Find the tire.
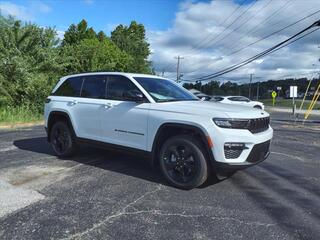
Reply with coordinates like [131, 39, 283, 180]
[216, 170, 237, 180]
[254, 105, 262, 109]
[159, 135, 209, 190]
[50, 121, 76, 158]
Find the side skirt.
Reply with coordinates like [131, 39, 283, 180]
[76, 137, 152, 159]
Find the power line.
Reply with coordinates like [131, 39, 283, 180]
[184, 0, 258, 57]
[226, 0, 291, 52]
[183, 20, 320, 82]
[227, 8, 320, 56]
[210, 0, 272, 50]
[158, 0, 250, 73]
[185, 0, 248, 55]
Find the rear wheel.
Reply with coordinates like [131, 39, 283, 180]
[50, 121, 76, 157]
[159, 135, 208, 189]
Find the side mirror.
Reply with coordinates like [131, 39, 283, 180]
[123, 90, 146, 103]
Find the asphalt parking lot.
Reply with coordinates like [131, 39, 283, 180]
[0, 112, 319, 240]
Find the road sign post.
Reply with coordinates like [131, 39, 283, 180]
[290, 86, 298, 116]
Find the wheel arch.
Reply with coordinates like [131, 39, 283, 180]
[253, 105, 262, 109]
[47, 111, 76, 142]
[151, 122, 215, 167]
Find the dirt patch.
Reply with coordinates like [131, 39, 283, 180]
[0, 121, 44, 130]
[0, 164, 74, 191]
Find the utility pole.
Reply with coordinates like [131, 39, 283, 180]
[175, 56, 184, 83]
[248, 73, 253, 99]
[161, 69, 165, 77]
[256, 81, 260, 100]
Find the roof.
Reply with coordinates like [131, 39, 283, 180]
[60, 72, 167, 80]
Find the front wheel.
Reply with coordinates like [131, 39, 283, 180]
[159, 135, 209, 190]
[50, 121, 76, 158]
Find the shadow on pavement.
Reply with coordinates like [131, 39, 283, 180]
[13, 137, 166, 186]
[13, 137, 220, 189]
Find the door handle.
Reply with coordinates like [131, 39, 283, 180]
[68, 100, 77, 106]
[104, 103, 113, 109]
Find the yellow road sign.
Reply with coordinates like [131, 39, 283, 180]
[271, 91, 277, 106]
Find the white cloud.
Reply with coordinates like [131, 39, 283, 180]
[0, 1, 51, 21]
[0, 2, 33, 21]
[148, 0, 320, 82]
[33, 1, 51, 13]
[83, 0, 94, 5]
[56, 30, 65, 40]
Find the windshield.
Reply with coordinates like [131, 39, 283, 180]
[134, 77, 198, 102]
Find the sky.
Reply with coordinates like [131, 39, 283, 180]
[1, 0, 320, 83]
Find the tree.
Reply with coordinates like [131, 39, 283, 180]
[111, 21, 151, 73]
[97, 31, 107, 42]
[62, 19, 97, 45]
[0, 17, 60, 110]
[59, 38, 133, 74]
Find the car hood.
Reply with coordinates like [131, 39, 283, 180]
[149, 101, 269, 119]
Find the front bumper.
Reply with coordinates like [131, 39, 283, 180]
[204, 121, 273, 174]
[215, 140, 270, 173]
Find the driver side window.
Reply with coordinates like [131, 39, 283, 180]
[106, 75, 145, 101]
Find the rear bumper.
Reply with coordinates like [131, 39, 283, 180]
[215, 140, 270, 173]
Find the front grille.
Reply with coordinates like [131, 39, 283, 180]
[247, 117, 270, 133]
[225, 148, 243, 159]
[246, 140, 270, 163]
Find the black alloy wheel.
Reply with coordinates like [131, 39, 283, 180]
[159, 135, 208, 189]
[50, 121, 76, 157]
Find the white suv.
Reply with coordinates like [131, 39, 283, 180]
[44, 72, 273, 189]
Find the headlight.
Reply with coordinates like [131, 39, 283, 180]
[213, 118, 250, 129]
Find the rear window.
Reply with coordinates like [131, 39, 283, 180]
[53, 77, 83, 97]
[81, 75, 106, 99]
[212, 97, 224, 101]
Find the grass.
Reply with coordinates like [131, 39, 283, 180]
[262, 99, 320, 110]
[0, 106, 43, 126]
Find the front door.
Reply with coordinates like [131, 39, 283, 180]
[101, 75, 149, 150]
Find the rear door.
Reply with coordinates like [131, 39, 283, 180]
[101, 75, 149, 150]
[72, 75, 107, 140]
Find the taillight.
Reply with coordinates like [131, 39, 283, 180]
[45, 98, 51, 103]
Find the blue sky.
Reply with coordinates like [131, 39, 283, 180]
[0, 0, 182, 32]
[1, 0, 319, 81]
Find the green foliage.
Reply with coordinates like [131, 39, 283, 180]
[0, 15, 152, 123]
[0, 105, 42, 124]
[0, 19, 60, 111]
[62, 19, 98, 46]
[60, 38, 133, 74]
[111, 21, 151, 73]
[183, 78, 320, 100]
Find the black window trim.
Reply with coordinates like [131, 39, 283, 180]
[52, 74, 150, 102]
[80, 75, 107, 99]
[52, 76, 84, 97]
[105, 75, 149, 102]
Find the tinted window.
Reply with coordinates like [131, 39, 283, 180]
[212, 97, 224, 101]
[81, 75, 106, 99]
[53, 77, 83, 97]
[107, 75, 143, 101]
[228, 97, 250, 102]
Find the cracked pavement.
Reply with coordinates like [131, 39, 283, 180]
[0, 112, 319, 240]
